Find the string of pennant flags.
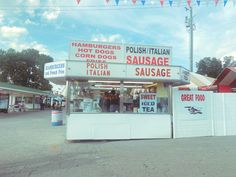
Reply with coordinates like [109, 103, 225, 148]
[76, 0, 232, 7]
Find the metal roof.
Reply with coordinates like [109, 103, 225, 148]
[0, 82, 50, 95]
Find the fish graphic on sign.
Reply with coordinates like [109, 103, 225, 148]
[184, 106, 202, 114]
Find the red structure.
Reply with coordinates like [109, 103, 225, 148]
[199, 67, 236, 92]
[212, 67, 236, 93]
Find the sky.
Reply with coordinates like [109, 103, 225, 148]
[0, 0, 236, 71]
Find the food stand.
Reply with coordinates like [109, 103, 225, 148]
[44, 41, 189, 140]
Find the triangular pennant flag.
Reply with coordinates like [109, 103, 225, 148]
[106, 0, 110, 3]
[132, 0, 137, 4]
[160, 0, 165, 6]
[214, 0, 219, 5]
[115, 0, 119, 5]
[141, 0, 146, 5]
[187, 0, 191, 6]
[196, 0, 200, 5]
[76, 0, 80, 4]
[223, 0, 228, 6]
[169, 0, 173, 6]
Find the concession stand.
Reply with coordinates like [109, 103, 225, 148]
[44, 41, 190, 140]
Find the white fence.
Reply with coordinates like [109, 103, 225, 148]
[213, 93, 236, 136]
[172, 89, 236, 138]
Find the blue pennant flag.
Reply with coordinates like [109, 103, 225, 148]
[196, 0, 200, 6]
[169, 0, 173, 6]
[224, 0, 228, 6]
[115, 0, 119, 5]
[141, 0, 145, 5]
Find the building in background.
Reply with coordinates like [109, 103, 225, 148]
[0, 82, 49, 113]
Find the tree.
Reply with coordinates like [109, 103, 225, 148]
[196, 57, 222, 78]
[0, 48, 53, 90]
[196, 56, 236, 78]
[223, 56, 236, 68]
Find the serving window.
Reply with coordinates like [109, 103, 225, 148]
[69, 81, 170, 114]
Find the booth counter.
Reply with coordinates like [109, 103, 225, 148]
[44, 41, 190, 140]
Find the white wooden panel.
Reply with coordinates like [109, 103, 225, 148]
[224, 94, 236, 135]
[212, 94, 226, 136]
[66, 114, 171, 140]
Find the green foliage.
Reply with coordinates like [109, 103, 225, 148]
[196, 56, 236, 78]
[0, 48, 53, 90]
[223, 56, 236, 68]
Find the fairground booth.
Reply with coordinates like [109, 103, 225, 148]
[44, 41, 190, 140]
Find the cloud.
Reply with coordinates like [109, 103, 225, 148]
[193, 7, 236, 62]
[25, 0, 40, 16]
[50, 51, 68, 61]
[42, 8, 61, 21]
[0, 26, 28, 38]
[0, 12, 4, 23]
[25, 19, 38, 25]
[91, 34, 126, 43]
[208, 6, 236, 21]
[8, 41, 49, 54]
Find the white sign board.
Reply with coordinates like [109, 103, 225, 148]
[44, 41, 189, 84]
[44, 61, 66, 78]
[172, 89, 213, 138]
[68, 41, 174, 80]
[124, 44, 172, 65]
[69, 41, 172, 64]
[139, 93, 157, 113]
[173, 90, 210, 120]
[83, 98, 93, 113]
[126, 65, 174, 80]
[67, 61, 126, 79]
[70, 41, 124, 63]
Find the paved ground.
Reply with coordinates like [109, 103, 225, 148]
[0, 111, 236, 177]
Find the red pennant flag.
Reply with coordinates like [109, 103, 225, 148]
[214, 0, 219, 5]
[187, 0, 191, 6]
[132, 0, 137, 4]
[76, 0, 80, 4]
[160, 0, 164, 6]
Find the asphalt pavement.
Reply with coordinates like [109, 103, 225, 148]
[0, 110, 236, 177]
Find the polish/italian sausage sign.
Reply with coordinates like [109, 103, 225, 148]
[69, 41, 173, 80]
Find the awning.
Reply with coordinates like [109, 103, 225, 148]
[0, 82, 49, 96]
[212, 67, 236, 87]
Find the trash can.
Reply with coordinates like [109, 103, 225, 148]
[51, 110, 63, 126]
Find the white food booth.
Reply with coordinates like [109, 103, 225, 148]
[44, 41, 190, 140]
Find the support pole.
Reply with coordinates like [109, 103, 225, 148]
[189, 6, 193, 72]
